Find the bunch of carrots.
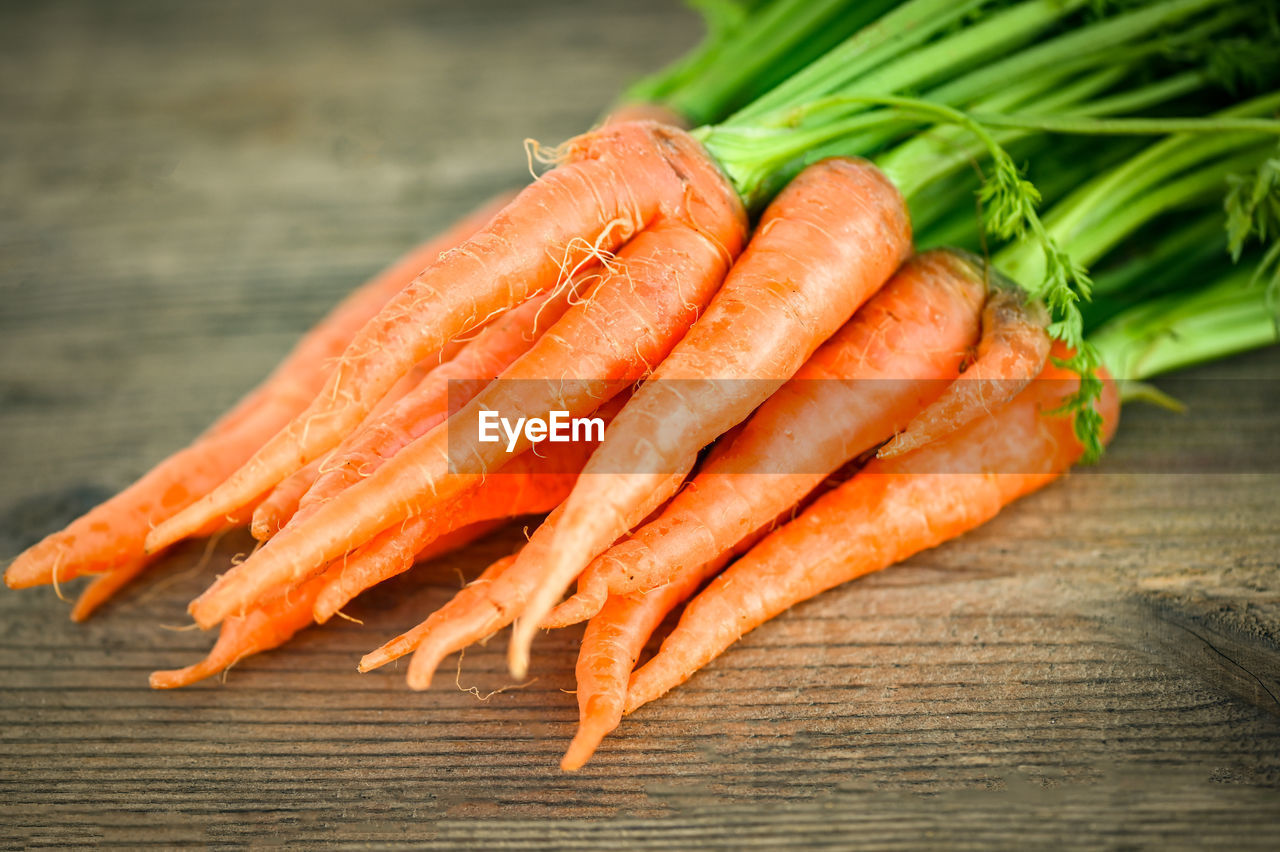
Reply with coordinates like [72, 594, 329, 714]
[7, 0, 1280, 770]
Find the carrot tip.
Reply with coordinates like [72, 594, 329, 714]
[507, 642, 530, 681]
[4, 565, 38, 590]
[542, 586, 604, 628]
[876, 437, 911, 459]
[560, 718, 614, 771]
[149, 665, 205, 690]
[407, 642, 450, 690]
[358, 637, 410, 673]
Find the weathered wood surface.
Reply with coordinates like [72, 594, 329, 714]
[2, 1, 1278, 847]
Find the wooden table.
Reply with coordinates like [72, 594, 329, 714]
[3, 2, 1278, 847]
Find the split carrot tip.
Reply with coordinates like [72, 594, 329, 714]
[623, 670, 668, 716]
[188, 589, 232, 631]
[560, 717, 615, 771]
[312, 583, 348, 625]
[406, 645, 445, 690]
[542, 588, 602, 629]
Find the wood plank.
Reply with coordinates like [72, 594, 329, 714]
[2, 1, 1279, 847]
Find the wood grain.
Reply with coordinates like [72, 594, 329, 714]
[2, 1, 1279, 847]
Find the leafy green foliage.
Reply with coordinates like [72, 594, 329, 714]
[975, 141, 1105, 457]
[1225, 149, 1280, 261]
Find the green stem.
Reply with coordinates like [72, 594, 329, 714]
[1064, 146, 1272, 267]
[623, 0, 758, 106]
[1090, 267, 1280, 382]
[923, 0, 1231, 108]
[665, 0, 892, 125]
[971, 114, 1280, 136]
[728, 0, 992, 124]
[996, 92, 1280, 282]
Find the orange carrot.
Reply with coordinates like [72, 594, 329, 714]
[510, 157, 911, 676]
[247, 285, 567, 541]
[542, 247, 982, 630]
[311, 517, 510, 625]
[149, 521, 497, 689]
[625, 345, 1119, 712]
[250, 458, 324, 541]
[149, 570, 333, 689]
[310, 397, 618, 624]
[284, 283, 577, 534]
[357, 551, 519, 678]
[878, 269, 1050, 458]
[358, 467, 691, 688]
[145, 121, 746, 553]
[4, 195, 508, 590]
[251, 360, 438, 540]
[185, 182, 745, 630]
[69, 556, 153, 622]
[561, 554, 727, 771]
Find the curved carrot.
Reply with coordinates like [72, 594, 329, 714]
[186, 184, 745, 630]
[510, 157, 911, 676]
[562, 554, 727, 771]
[311, 515, 509, 625]
[145, 121, 746, 554]
[625, 345, 1120, 712]
[150, 570, 333, 689]
[542, 247, 982, 630]
[69, 556, 153, 622]
[149, 521, 496, 689]
[4, 195, 508, 590]
[877, 266, 1051, 458]
[357, 551, 519, 678]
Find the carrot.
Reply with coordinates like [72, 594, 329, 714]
[542, 247, 983, 630]
[510, 156, 911, 676]
[69, 556, 153, 622]
[185, 178, 745, 630]
[357, 550, 518, 678]
[358, 468, 691, 689]
[282, 282, 576, 536]
[149, 570, 333, 689]
[561, 469, 855, 769]
[310, 393, 621, 625]
[311, 516, 510, 625]
[71, 498, 263, 621]
[144, 120, 746, 554]
[624, 344, 1120, 712]
[251, 359, 440, 540]
[877, 267, 1050, 458]
[149, 521, 498, 689]
[561, 553, 727, 771]
[250, 458, 324, 541]
[4, 195, 509, 590]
